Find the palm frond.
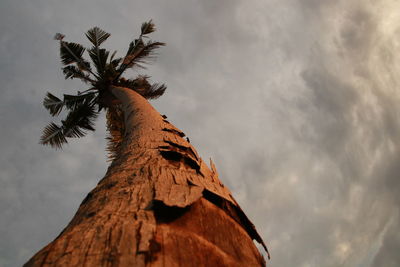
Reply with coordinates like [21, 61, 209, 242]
[122, 39, 144, 65]
[62, 65, 94, 83]
[88, 47, 110, 76]
[119, 40, 165, 74]
[141, 20, 156, 35]
[62, 101, 98, 136]
[113, 22, 163, 81]
[85, 27, 110, 47]
[60, 42, 86, 65]
[117, 76, 148, 90]
[126, 40, 165, 68]
[109, 50, 117, 61]
[103, 59, 121, 81]
[43, 91, 98, 117]
[63, 92, 97, 110]
[117, 76, 166, 99]
[142, 83, 167, 99]
[116, 38, 144, 77]
[110, 57, 122, 68]
[43, 92, 64, 116]
[39, 122, 67, 148]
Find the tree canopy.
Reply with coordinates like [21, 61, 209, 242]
[40, 20, 166, 149]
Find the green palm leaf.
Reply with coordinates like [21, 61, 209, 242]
[85, 27, 110, 47]
[39, 122, 67, 148]
[43, 92, 64, 116]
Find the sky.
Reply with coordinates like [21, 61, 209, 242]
[1, 0, 400, 266]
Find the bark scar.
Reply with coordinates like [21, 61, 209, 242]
[158, 140, 201, 172]
[161, 127, 185, 137]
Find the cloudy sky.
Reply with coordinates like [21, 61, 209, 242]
[1, 0, 400, 266]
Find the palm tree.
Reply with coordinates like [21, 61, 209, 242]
[26, 21, 269, 266]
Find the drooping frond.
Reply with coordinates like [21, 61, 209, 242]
[142, 83, 167, 99]
[141, 20, 156, 35]
[59, 41, 93, 76]
[43, 92, 64, 116]
[60, 42, 86, 66]
[43, 92, 97, 117]
[40, 122, 67, 148]
[62, 101, 98, 138]
[63, 92, 97, 110]
[105, 105, 125, 161]
[117, 76, 148, 89]
[41, 101, 98, 149]
[117, 76, 166, 99]
[85, 27, 110, 47]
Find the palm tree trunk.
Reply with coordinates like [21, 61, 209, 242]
[25, 87, 268, 267]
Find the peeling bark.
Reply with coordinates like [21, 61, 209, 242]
[25, 87, 269, 266]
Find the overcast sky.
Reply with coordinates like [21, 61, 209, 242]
[1, 0, 400, 266]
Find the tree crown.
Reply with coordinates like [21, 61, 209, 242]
[40, 20, 166, 149]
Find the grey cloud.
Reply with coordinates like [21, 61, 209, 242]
[340, 8, 374, 51]
[372, 219, 400, 267]
[367, 131, 400, 266]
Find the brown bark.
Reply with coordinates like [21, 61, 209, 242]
[25, 87, 269, 267]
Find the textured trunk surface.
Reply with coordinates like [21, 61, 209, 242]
[25, 87, 268, 267]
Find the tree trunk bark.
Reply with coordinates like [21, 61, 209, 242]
[25, 87, 268, 267]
